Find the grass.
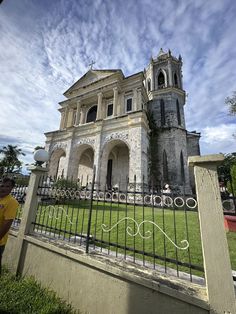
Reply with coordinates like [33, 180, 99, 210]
[0, 268, 78, 314]
[227, 231, 236, 270]
[34, 199, 204, 276]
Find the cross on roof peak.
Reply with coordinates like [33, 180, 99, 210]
[88, 60, 96, 70]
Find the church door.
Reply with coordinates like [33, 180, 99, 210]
[107, 159, 113, 189]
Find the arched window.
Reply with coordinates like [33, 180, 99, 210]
[163, 150, 168, 182]
[147, 79, 151, 92]
[174, 73, 178, 87]
[158, 71, 165, 87]
[160, 99, 165, 126]
[180, 151, 185, 183]
[176, 99, 181, 125]
[86, 105, 97, 123]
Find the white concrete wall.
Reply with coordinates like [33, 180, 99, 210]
[3, 234, 210, 314]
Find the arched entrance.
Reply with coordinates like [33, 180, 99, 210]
[78, 147, 94, 186]
[49, 148, 66, 178]
[100, 140, 130, 190]
[68, 144, 94, 186]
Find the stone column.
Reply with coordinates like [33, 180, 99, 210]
[188, 154, 236, 314]
[120, 93, 125, 115]
[59, 112, 65, 129]
[75, 100, 81, 125]
[168, 59, 173, 87]
[14, 166, 48, 274]
[113, 87, 118, 116]
[96, 92, 103, 120]
[80, 105, 86, 124]
[133, 88, 138, 112]
[67, 108, 74, 127]
[150, 62, 154, 91]
[137, 88, 142, 111]
[64, 107, 69, 128]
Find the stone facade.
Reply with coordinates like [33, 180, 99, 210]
[45, 49, 200, 192]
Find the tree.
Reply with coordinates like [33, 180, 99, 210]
[34, 146, 45, 151]
[218, 153, 236, 183]
[225, 91, 236, 115]
[0, 145, 25, 174]
[218, 153, 236, 208]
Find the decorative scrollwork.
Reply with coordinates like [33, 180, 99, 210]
[101, 217, 189, 250]
[37, 205, 74, 225]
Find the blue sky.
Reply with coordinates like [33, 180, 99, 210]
[0, 0, 236, 168]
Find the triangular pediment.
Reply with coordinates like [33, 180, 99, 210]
[64, 69, 122, 96]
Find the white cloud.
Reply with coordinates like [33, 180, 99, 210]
[0, 0, 236, 169]
[201, 124, 236, 154]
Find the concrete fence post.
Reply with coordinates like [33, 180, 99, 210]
[188, 154, 236, 314]
[14, 165, 48, 274]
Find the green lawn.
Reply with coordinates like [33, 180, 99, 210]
[27, 199, 236, 276]
[34, 200, 204, 275]
[227, 231, 236, 270]
[0, 268, 78, 314]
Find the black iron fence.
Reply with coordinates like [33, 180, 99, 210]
[10, 178, 28, 228]
[21, 174, 204, 282]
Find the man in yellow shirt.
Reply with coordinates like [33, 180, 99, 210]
[0, 177, 19, 274]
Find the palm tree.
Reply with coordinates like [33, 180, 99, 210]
[0, 145, 25, 174]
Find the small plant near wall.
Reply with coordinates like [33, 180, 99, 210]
[53, 177, 80, 190]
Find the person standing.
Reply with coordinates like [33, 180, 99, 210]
[0, 178, 19, 274]
[162, 183, 171, 207]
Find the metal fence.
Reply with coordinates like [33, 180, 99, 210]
[17, 174, 203, 282]
[10, 177, 28, 228]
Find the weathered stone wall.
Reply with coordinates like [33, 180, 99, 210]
[148, 95, 185, 129]
[3, 234, 210, 314]
[151, 127, 190, 192]
[187, 133, 201, 192]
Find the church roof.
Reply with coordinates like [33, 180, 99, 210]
[63, 69, 123, 97]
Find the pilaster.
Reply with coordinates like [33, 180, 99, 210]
[167, 59, 173, 87]
[80, 105, 86, 124]
[75, 100, 81, 125]
[113, 87, 118, 116]
[133, 88, 138, 111]
[97, 92, 103, 120]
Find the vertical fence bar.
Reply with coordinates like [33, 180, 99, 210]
[189, 154, 236, 314]
[133, 175, 136, 263]
[86, 166, 96, 253]
[142, 175, 145, 266]
[115, 181, 121, 257]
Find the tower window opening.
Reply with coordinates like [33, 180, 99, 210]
[176, 99, 181, 125]
[160, 99, 165, 126]
[158, 72, 165, 88]
[180, 151, 185, 183]
[147, 79, 151, 92]
[174, 73, 178, 87]
[163, 150, 168, 182]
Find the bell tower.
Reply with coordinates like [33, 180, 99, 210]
[145, 48, 186, 128]
[145, 49, 192, 193]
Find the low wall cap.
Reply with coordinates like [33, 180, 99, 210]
[188, 154, 224, 167]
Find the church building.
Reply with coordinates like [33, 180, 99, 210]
[45, 49, 200, 192]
